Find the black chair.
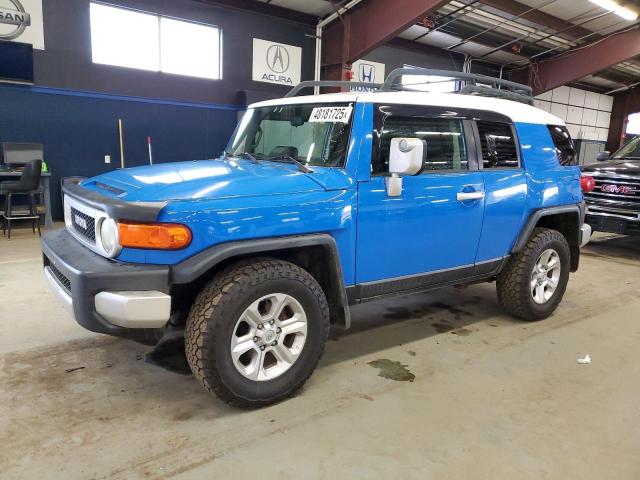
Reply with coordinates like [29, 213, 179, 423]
[1, 159, 42, 239]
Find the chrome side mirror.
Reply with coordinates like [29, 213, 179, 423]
[596, 150, 610, 162]
[385, 138, 426, 197]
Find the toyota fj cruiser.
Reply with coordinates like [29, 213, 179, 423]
[42, 68, 592, 407]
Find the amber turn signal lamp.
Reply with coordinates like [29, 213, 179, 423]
[118, 222, 192, 250]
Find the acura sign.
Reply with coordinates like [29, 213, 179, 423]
[0, 0, 44, 48]
[252, 38, 301, 86]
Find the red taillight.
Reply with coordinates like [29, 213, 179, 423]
[581, 175, 595, 193]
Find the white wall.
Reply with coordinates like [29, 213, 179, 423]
[533, 86, 613, 142]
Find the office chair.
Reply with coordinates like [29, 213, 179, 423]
[1, 159, 42, 239]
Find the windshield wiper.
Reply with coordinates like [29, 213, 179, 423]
[226, 151, 261, 164]
[227, 152, 313, 173]
[268, 155, 313, 173]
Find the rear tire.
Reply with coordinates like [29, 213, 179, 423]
[497, 228, 570, 321]
[185, 259, 329, 408]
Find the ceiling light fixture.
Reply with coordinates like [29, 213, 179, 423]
[589, 0, 638, 21]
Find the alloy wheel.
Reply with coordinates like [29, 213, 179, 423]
[230, 293, 308, 381]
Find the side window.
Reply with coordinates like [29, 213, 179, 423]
[547, 125, 577, 166]
[476, 121, 519, 169]
[375, 117, 468, 174]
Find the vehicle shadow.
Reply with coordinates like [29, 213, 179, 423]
[321, 282, 508, 367]
[582, 233, 640, 262]
[144, 283, 508, 374]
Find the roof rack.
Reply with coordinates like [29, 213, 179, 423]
[285, 68, 534, 105]
[381, 67, 534, 105]
[285, 80, 381, 97]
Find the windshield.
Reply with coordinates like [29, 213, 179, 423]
[226, 103, 353, 168]
[612, 136, 640, 159]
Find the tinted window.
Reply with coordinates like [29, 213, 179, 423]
[374, 117, 468, 174]
[547, 125, 577, 166]
[476, 121, 519, 168]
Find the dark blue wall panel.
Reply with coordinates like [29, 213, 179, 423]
[0, 84, 239, 219]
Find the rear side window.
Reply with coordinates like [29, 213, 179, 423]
[476, 121, 519, 168]
[547, 125, 577, 166]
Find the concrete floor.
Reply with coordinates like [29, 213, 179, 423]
[2, 224, 640, 479]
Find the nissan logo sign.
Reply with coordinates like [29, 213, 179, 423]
[0, 0, 31, 40]
[266, 45, 290, 74]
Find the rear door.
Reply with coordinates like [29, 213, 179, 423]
[355, 105, 485, 287]
[473, 120, 528, 264]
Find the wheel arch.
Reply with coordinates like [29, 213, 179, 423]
[512, 204, 583, 272]
[171, 234, 351, 328]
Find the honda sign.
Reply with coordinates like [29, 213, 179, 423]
[350, 59, 385, 92]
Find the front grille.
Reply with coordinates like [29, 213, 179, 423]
[70, 207, 96, 243]
[585, 175, 640, 206]
[47, 261, 71, 293]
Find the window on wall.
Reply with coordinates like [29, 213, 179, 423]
[476, 121, 519, 168]
[89, 3, 221, 80]
[374, 117, 468, 174]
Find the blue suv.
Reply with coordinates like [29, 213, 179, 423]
[42, 69, 592, 407]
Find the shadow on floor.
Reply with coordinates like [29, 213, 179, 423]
[583, 233, 640, 262]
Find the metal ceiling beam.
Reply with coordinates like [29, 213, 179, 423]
[446, 0, 558, 50]
[411, 0, 483, 43]
[195, 0, 318, 25]
[322, 0, 449, 80]
[513, 27, 640, 95]
[478, 0, 595, 40]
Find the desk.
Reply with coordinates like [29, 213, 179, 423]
[0, 171, 53, 229]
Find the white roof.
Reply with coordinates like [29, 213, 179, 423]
[250, 90, 564, 126]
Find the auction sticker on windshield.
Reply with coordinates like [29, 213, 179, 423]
[309, 106, 353, 123]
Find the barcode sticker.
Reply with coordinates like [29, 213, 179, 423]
[309, 106, 353, 123]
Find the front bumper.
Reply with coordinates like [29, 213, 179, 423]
[42, 229, 171, 343]
[580, 224, 592, 248]
[586, 213, 640, 236]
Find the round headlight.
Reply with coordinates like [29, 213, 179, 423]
[99, 218, 120, 257]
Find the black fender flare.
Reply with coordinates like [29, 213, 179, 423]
[170, 234, 352, 328]
[512, 204, 584, 253]
[512, 203, 584, 272]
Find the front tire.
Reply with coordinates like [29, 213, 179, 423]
[497, 228, 570, 321]
[185, 259, 329, 408]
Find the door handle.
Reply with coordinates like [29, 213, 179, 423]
[457, 191, 485, 202]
